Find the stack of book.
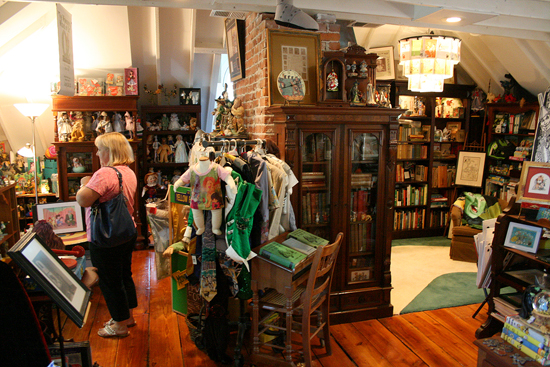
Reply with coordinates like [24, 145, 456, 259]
[302, 172, 326, 188]
[351, 173, 374, 187]
[430, 194, 448, 208]
[501, 314, 550, 365]
[259, 229, 329, 270]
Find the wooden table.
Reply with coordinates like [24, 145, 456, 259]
[250, 232, 316, 367]
[474, 337, 540, 367]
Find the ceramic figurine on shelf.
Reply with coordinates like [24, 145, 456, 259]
[72, 157, 85, 173]
[350, 80, 361, 104]
[152, 136, 160, 162]
[326, 68, 338, 92]
[161, 114, 170, 131]
[174, 135, 188, 163]
[173, 151, 237, 235]
[359, 61, 368, 77]
[157, 137, 171, 163]
[189, 117, 197, 131]
[168, 113, 180, 130]
[70, 122, 85, 142]
[112, 112, 124, 132]
[57, 112, 73, 142]
[231, 97, 245, 134]
[142, 172, 162, 203]
[95, 112, 112, 135]
[366, 79, 377, 106]
[124, 111, 135, 140]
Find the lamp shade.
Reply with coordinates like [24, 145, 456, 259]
[17, 143, 34, 158]
[14, 103, 49, 117]
[398, 35, 461, 92]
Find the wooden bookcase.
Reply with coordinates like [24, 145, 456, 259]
[0, 184, 20, 259]
[484, 102, 539, 200]
[391, 82, 475, 239]
[269, 105, 402, 323]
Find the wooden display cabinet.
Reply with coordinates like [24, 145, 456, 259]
[392, 82, 475, 239]
[51, 96, 143, 242]
[343, 44, 378, 106]
[0, 184, 20, 260]
[320, 51, 347, 104]
[269, 105, 402, 323]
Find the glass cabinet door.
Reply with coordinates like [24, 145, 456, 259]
[300, 132, 332, 240]
[348, 132, 380, 284]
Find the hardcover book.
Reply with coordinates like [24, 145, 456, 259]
[259, 241, 307, 270]
[288, 229, 329, 248]
[282, 237, 316, 256]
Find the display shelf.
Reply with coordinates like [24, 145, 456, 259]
[0, 184, 20, 260]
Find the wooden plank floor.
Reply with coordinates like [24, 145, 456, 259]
[58, 248, 490, 367]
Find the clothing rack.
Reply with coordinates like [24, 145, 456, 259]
[200, 138, 265, 149]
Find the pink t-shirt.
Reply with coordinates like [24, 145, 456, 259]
[85, 165, 137, 241]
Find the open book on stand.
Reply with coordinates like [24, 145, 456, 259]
[288, 229, 329, 248]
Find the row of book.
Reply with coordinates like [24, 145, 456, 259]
[430, 193, 448, 208]
[393, 208, 425, 231]
[351, 173, 375, 187]
[395, 163, 428, 182]
[396, 144, 428, 159]
[394, 184, 428, 207]
[429, 211, 448, 228]
[493, 111, 537, 134]
[301, 192, 329, 225]
[302, 171, 327, 189]
[501, 314, 550, 365]
[397, 124, 427, 142]
[258, 229, 329, 270]
[351, 189, 372, 220]
[349, 221, 373, 253]
[431, 163, 456, 188]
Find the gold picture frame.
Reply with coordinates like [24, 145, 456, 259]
[370, 46, 395, 80]
[267, 29, 320, 105]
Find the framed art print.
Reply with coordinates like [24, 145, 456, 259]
[504, 221, 542, 254]
[517, 162, 550, 204]
[124, 67, 138, 96]
[225, 18, 245, 82]
[370, 46, 395, 80]
[34, 201, 84, 234]
[267, 29, 320, 106]
[455, 151, 486, 187]
[8, 231, 91, 327]
[180, 88, 201, 105]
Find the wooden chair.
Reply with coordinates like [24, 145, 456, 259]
[255, 232, 343, 367]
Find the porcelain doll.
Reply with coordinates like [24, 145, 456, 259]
[168, 113, 181, 130]
[112, 112, 124, 132]
[124, 111, 135, 139]
[57, 112, 73, 142]
[174, 135, 188, 163]
[174, 152, 237, 235]
[157, 137, 171, 163]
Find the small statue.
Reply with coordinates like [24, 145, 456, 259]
[95, 112, 112, 136]
[350, 80, 361, 103]
[231, 97, 245, 134]
[168, 113, 180, 130]
[70, 122, 85, 142]
[142, 172, 161, 203]
[57, 112, 73, 142]
[174, 135, 188, 163]
[72, 157, 86, 173]
[326, 68, 338, 92]
[161, 114, 170, 131]
[359, 61, 368, 77]
[111, 112, 124, 132]
[366, 79, 376, 106]
[152, 136, 160, 162]
[124, 111, 135, 140]
[157, 137, 171, 163]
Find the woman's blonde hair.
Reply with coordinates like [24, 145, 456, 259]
[95, 132, 134, 166]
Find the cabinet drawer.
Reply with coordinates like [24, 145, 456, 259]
[339, 290, 385, 311]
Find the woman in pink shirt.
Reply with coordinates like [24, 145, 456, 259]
[76, 132, 137, 338]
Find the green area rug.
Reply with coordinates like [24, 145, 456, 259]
[392, 236, 451, 247]
[400, 272, 485, 314]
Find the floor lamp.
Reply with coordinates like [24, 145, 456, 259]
[14, 103, 49, 206]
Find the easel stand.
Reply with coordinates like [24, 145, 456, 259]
[56, 305, 68, 367]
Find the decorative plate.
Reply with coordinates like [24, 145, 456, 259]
[277, 70, 305, 102]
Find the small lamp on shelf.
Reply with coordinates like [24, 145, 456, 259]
[14, 103, 49, 205]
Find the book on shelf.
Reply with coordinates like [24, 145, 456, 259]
[282, 237, 317, 256]
[493, 297, 520, 317]
[505, 314, 550, 348]
[288, 228, 329, 248]
[259, 241, 307, 270]
[502, 328, 550, 365]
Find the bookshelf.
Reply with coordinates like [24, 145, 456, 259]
[391, 82, 474, 239]
[484, 102, 539, 200]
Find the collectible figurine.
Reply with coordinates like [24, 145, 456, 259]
[174, 152, 237, 235]
[57, 112, 73, 142]
[142, 172, 161, 202]
[161, 114, 170, 130]
[326, 68, 338, 92]
[72, 157, 85, 173]
[168, 113, 180, 130]
[70, 122, 85, 142]
[96, 112, 112, 135]
[174, 135, 188, 163]
[231, 97, 245, 134]
[112, 112, 124, 132]
[157, 137, 171, 163]
[152, 136, 160, 162]
[124, 111, 135, 140]
[189, 117, 197, 131]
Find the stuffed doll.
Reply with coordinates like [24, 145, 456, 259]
[174, 152, 236, 235]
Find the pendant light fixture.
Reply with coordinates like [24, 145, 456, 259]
[398, 34, 461, 93]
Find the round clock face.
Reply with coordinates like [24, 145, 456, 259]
[277, 70, 305, 101]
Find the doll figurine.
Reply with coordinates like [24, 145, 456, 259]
[157, 138, 171, 163]
[70, 122, 85, 142]
[174, 135, 188, 163]
[168, 113, 180, 130]
[142, 172, 161, 202]
[231, 97, 245, 134]
[124, 111, 135, 140]
[161, 114, 170, 130]
[57, 112, 73, 142]
[174, 152, 237, 235]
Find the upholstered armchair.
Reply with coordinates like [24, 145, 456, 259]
[450, 196, 509, 263]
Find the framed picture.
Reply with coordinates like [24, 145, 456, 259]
[370, 46, 395, 80]
[124, 67, 138, 96]
[455, 151, 486, 187]
[8, 231, 91, 327]
[179, 88, 201, 105]
[49, 341, 93, 367]
[446, 122, 461, 132]
[517, 162, 550, 204]
[225, 18, 245, 82]
[504, 221, 542, 254]
[34, 201, 84, 234]
[267, 29, 320, 106]
[350, 269, 371, 283]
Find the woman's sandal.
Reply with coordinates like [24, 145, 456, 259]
[98, 324, 129, 338]
[104, 318, 136, 328]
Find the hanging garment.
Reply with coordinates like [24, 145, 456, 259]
[200, 211, 217, 301]
[266, 161, 287, 239]
[266, 154, 298, 232]
[246, 151, 271, 245]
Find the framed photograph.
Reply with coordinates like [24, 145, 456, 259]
[455, 151, 486, 187]
[267, 29, 320, 106]
[124, 67, 138, 96]
[370, 46, 395, 80]
[504, 221, 542, 254]
[34, 201, 84, 234]
[446, 122, 461, 132]
[517, 162, 550, 204]
[8, 231, 91, 327]
[225, 18, 245, 82]
[350, 269, 371, 283]
[179, 88, 201, 105]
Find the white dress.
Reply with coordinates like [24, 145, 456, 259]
[174, 140, 188, 163]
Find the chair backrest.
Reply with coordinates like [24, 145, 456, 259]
[301, 232, 343, 314]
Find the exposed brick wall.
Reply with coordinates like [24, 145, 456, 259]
[234, 13, 340, 141]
